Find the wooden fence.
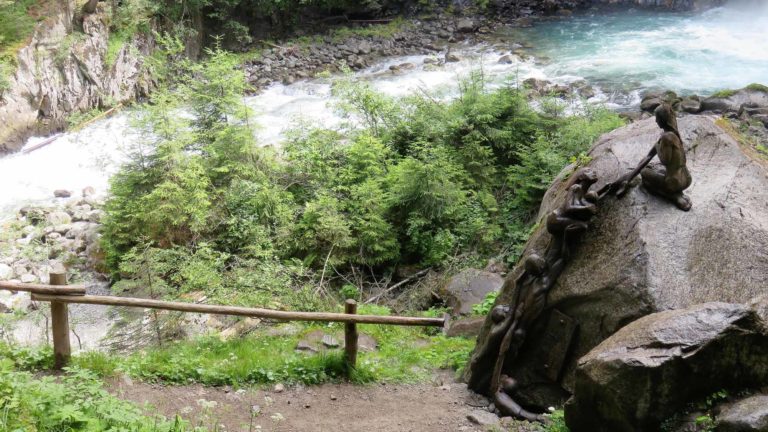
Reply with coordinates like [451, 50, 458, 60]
[0, 273, 446, 373]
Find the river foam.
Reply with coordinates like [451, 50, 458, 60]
[2, 3, 767, 220]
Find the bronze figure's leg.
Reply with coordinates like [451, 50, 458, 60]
[641, 167, 692, 211]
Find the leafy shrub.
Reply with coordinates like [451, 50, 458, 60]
[471, 290, 499, 316]
[101, 49, 624, 310]
[0, 359, 189, 430]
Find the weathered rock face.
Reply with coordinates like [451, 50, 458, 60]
[701, 87, 768, 114]
[0, 1, 152, 154]
[465, 114, 768, 409]
[442, 269, 504, 316]
[564, 302, 768, 432]
[717, 394, 768, 432]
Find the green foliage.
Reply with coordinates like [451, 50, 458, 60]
[77, 314, 474, 386]
[339, 284, 359, 300]
[710, 88, 738, 98]
[102, 51, 623, 309]
[471, 290, 499, 316]
[329, 17, 410, 42]
[0, 358, 191, 431]
[542, 409, 569, 432]
[746, 83, 768, 93]
[0, 58, 12, 93]
[0, 0, 37, 53]
[661, 390, 730, 432]
[0, 343, 54, 370]
[0, 0, 38, 93]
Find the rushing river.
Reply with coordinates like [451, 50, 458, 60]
[2, 2, 768, 347]
[514, 2, 768, 104]
[3, 3, 768, 219]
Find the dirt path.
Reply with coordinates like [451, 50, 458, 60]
[109, 371, 536, 432]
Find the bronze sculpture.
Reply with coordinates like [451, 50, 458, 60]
[471, 104, 693, 423]
[489, 254, 566, 422]
[546, 168, 599, 257]
[604, 103, 692, 210]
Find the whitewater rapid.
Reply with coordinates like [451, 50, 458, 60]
[2, 3, 768, 220]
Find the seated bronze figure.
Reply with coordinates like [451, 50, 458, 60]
[606, 103, 692, 210]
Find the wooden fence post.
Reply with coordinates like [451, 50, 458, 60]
[49, 272, 71, 369]
[344, 299, 358, 375]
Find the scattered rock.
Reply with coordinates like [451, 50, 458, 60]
[358, 333, 378, 351]
[445, 52, 460, 63]
[53, 189, 72, 198]
[219, 317, 261, 340]
[680, 96, 702, 113]
[441, 269, 503, 316]
[467, 409, 500, 426]
[0, 264, 12, 280]
[295, 341, 318, 353]
[483, 258, 508, 275]
[748, 295, 768, 322]
[640, 94, 662, 112]
[578, 86, 596, 99]
[82, 186, 96, 197]
[20, 274, 37, 284]
[447, 316, 486, 338]
[274, 383, 285, 393]
[46, 211, 72, 226]
[565, 303, 768, 432]
[321, 334, 339, 348]
[717, 394, 768, 432]
[498, 54, 514, 64]
[701, 86, 768, 113]
[456, 19, 475, 33]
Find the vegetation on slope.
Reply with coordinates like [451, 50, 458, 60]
[99, 40, 624, 313]
[0, 357, 190, 431]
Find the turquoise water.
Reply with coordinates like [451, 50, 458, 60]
[516, 3, 768, 104]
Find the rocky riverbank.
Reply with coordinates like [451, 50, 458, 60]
[0, 188, 104, 313]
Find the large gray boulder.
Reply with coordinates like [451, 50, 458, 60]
[564, 303, 768, 432]
[465, 114, 768, 408]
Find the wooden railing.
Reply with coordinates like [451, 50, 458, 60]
[0, 273, 446, 373]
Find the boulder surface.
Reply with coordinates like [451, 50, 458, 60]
[717, 394, 768, 432]
[564, 302, 768, 432]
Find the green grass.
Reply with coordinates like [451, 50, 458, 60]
[0, 0, 41, 92]
[106, 32, 129, 67]
[746, 83, 768, 93]
[710, 88, 737, 98]
[72, 312, 473, 386]
[330, 17, 411, 42]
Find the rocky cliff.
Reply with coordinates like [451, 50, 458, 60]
[0, 0, 152, 154]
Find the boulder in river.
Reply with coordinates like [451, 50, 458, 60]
[457, 19, 476, 33]
[564, 302, 768, 432]
[465, 114, 768, 409]
[700, 85, 768, 113]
